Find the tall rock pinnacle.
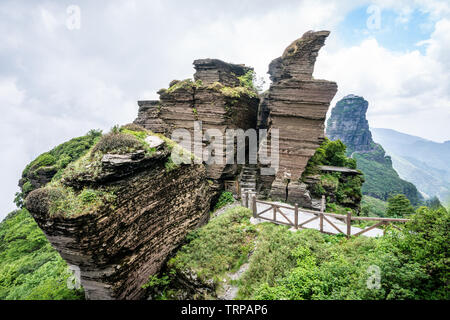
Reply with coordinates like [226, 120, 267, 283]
[261, 30, 338, 202]
[326, 94, 374, 152]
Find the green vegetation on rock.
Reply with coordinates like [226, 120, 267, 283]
[214, 191, 235, 210]
[15, 130, 102, 207]
[302, 138, 363, 212]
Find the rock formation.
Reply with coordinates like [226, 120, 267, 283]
[134, 59, 260, 193]
[326, 95, 423, 205]
[260, 31, 338, 202]
[326, 94, 373, 151]
[23, 30, 340, 300]
[26, 130, 211, 299]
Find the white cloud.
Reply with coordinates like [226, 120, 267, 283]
[315, 19, 450, 143]
[0, 0, 449, 220]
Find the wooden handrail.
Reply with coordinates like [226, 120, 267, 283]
[251, 194, 410, 237]
[350, 216, 409, 222]
[254, 199, 295, 211]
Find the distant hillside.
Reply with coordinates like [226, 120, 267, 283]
[371, 128, 450, 202]
[0, 209, 83, 300]
[326, 95, 423, 205]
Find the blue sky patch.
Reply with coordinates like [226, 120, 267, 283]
[338, 5, 433, 54]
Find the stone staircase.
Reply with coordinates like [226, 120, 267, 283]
[240, 165, 258, 197]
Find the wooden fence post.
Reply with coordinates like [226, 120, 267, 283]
[245, 191, 249, 208]
[294, 203, 299, 229]
[320, 195, 325, 232]
[252, 195, 257, 218]
[346, 211, 352, 239]
[273, 205, 276, 222]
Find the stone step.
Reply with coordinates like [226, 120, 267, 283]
[240, 165, 258, 194]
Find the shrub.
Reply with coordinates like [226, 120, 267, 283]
[167, 207, 255, 286]
[386, 194, 414, 218]
[214, 192, 235, 210]
[23, 153, 56, 177]
[92, 132, 143, 155]
[120, 123, 147, 132]
[79, 189, 98, 204]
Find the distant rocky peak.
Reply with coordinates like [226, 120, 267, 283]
[269, 30, 330, 83]
[326, 94, 374, 152]
[193, 58, 253, 87]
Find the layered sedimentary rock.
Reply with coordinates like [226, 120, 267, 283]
[26, 134, 211, 299]
[326, 94, 373, 151]
[134, 59, 260, 191]
[262, 31, 338, 202]
[193, 58, 253, 87]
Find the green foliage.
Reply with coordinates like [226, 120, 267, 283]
[164, 205, 449, 300]
[0, 209, 84, 300]
[16, 130, 102, 207]
[353, 144, 422, 205]
[361, 195, 387, 217]
[167, 207, 256, 286]
[386, 194, 415, 218]
[220, 86, 258, 99]
[23, 153, 56, 177]
[44, 184, 116, 218]
[237, 70, 256, 90]
[214, 191, 235, 210]
[255, 206, 449, 300]
[166, 79, 202, 93]
[303, 138, 357, 176]
[164, 157, 178, 172]
[303, 138, 363, 211]
[237, 227, 327, 299]
[79, 189, 99, 204]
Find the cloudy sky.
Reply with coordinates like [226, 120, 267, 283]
[0, 0, 449, 219]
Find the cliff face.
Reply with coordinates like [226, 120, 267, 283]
[25, 128, 211, 299]
[261, 31, 338, 202]
[326, 94, 373, 151]
[134, 59, 260, 192]
[326, 95, 423, 205]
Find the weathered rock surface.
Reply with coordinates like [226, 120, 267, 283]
[134, 59, 260, 192]
[326, 94, 373, 151]
[26, 142, 211, 300]
[193, 59, 253, 87]
[19, 166, 57, 191]
[326, 95, 423, 205]
[262, 30, 338, 202]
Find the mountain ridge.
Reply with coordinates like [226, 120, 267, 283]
[371, 127, 450, 201]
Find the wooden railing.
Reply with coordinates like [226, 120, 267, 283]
[241, 192, 409, 238]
